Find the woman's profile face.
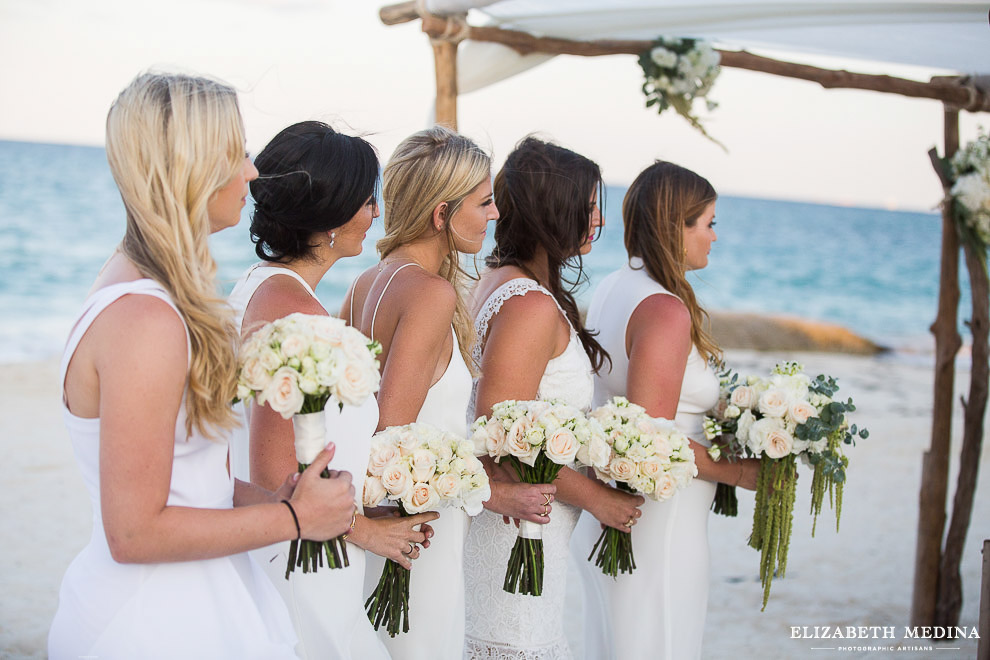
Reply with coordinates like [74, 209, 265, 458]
[449, 177, 498, 254]
[332, 194, 380, 258]
[207, 154, 259, 233]
[578, 187, 602, 256]
[682, 200, 717, 271]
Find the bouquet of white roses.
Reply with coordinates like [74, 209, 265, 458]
[363, 423, 490, 637]
[704, 361, 867, 608]
[638, 36, 722, 146]
[587, 397, 696, 577]
[470, 399, 610, 595]
[236, 312, 382, 576]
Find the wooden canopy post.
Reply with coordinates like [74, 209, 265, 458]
[912, 107, 961, 627]
[424, 14, 466, 130]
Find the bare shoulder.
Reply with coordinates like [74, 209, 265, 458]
[91, 293, 188, 363]
[629, 293, 691, 348]
[245, 274, 327, 329]
[494, 286, 561, 325]
[389, 267, 457, 316]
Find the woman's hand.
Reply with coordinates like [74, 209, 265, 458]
[485, 479, 557, 525]
[288, 445, 356, 541]
[588, 484, 645, 532]
[734, 457, 761, 491]
[359, 510, 439, 569]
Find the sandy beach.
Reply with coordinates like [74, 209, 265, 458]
[1, 349, 987, 659]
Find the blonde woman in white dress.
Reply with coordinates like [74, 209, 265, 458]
[464, 137, 644, 660]
[587, 160, 761, 660]
[48, 73, 356, 659]
[228, 121, 437, 659]
[347, 126, 553, 660]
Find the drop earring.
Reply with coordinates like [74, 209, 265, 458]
[329, 231, 336, 249]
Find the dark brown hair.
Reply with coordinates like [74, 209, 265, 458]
[623, 160, 721, 363]
[487, 136, 610, 373]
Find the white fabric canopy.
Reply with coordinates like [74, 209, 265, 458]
[424, 0, 990, 94]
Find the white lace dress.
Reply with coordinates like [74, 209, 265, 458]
[585, 258, 720, 660]
[463, 278, 594, 660]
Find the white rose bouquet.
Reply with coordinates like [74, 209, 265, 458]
[704, 361, 868, 608]
[363, 423, 490, 637]
[235, 312, 382, 576]
[470, 399, 609, 595]
[638, 36, 723, 147]
[587, 397, 696, 577]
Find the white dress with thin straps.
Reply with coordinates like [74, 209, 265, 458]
[361, 262, 474, 660]
[48, 279, 298, 660]
[228, 263, 388, 660]
[585, 258, 719, 660]
[463, 278, 595, 660]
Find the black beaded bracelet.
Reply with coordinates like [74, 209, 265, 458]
[281, 499, 301, 540]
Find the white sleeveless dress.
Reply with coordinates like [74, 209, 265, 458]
[360, 262, 474, 660]
[585, 258, 720, 660]
[463, 278, 595, 660]
[228, 263, 388, 660]
[48, 279, 298, 660]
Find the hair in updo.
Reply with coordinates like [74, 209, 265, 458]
[250, 121, 379, 262]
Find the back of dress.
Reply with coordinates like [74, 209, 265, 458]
[49, 279, 296, 660]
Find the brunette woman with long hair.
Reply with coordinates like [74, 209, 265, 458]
[463, 136, 643, 659]
[48, 73, 355, 659]
[587, 160, 759, 659]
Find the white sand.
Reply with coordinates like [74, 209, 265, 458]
[1, 351, 987, 659]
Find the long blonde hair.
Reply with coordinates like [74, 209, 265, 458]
[106, 72, 243, 437]
[377, 126, 492, 370]
[623, 160, 722, 364]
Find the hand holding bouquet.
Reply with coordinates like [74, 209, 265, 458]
[236, 312, 382, 576]
[587, 397, 697, 577]
[363, 423, 490, 636]
[704, 361, 867, 608]
[470, 399, 610, 595]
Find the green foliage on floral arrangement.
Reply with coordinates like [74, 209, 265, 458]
[638, 36, 724, 148]
[948, 128, 990, 274]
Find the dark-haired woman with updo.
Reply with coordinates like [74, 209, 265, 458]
[587, 161, 760, 659]
[228, 121, 437, 659]
[462, 136, 644, 659]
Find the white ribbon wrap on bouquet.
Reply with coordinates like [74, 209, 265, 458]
[292, 410, 327, 465]
[517, 520, 543, 540]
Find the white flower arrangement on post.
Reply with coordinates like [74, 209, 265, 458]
[948, 128, 990, 272]
[638, 37, 723, 147]
[235, 312, 382, 577]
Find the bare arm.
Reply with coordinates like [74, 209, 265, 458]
[91, 295, 355, 564]
[625, 294, 758, 490]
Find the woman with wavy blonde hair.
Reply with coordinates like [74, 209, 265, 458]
[48, 72, 356, 659]
[587, 160, 760, 659]
[346, 126, 552, 659]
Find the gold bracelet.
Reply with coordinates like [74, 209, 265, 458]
[341, 511, 357, 540]
[734, 464, 743, 487]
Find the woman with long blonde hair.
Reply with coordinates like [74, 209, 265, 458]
[346, 126, 553, 659]
[587, 160, 760, 659]
[48, 73, 355, 659]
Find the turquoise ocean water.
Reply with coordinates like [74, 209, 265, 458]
[0, 139, 974, 364]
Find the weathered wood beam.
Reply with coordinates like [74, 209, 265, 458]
[380, 1, 419, 25]
[912, 109, 961, 628]
[432, 39, 459, 129]
[419, 14, 990, 111]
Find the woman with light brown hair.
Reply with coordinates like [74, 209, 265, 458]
[346, 126, 554, 658]
[47, 72, 356, 659]
[587, 160, 760, 659]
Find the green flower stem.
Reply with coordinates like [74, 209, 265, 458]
[365, 506, 413, 636]
[500, 454, 562, 595]
[711, 482, 738, 517]
[284, 461, 350, 579]
[587, 482, 637, 577]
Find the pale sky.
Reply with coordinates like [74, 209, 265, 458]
[0, 0, 984, 211]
